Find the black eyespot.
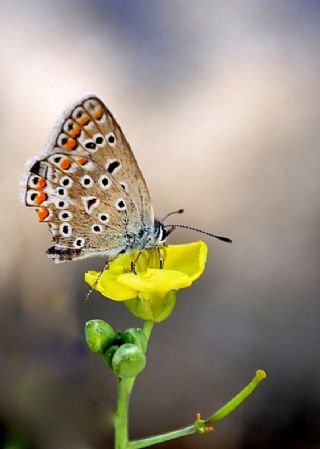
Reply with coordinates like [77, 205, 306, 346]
[88, 102, 95, 110]
[62, 178, 70, 186]
[95, 136, 104, 144]
[32, 176, 39, 185]
[91, 224, 103, 234]
[59, 201, 65, 208]
[99, 214, 108, 222]
[62, 225, 69, 234]
[107, 160, 120, 173]
[76, 110, 83, 119]
[85, 141, 96, 150]
[120, 182, 128, 192]
[61, 212, 69, 219]
[81, 176, 93, 188]
[102, 177, 109, 186]
[108, 134, 115, 144]
[67, 122, 73, 131]
[58, 188, 65, 196]
[30, 193, 37, 201]
[60, 137, 67, 145]
[87, 197, 97, 209]
[75, 238, 83, 247]
[54, 156, 62, 163]
[116, 199, 126, 210]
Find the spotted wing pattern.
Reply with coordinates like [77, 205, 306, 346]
[24, 94, 154, 262]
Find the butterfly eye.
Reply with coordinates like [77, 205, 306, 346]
[59, 176, 73, 188]
[81, 175, 94, 188]
[59, 210, 72, 221]
[106, 132, 116, 147]
[91, 224, 103, 234]
[116, 198, 126, 211]
[59, 223, 72, 237]
[98, 213, 109, 223]
[73, 237, 85, 248]
[99, 175, 111, 190]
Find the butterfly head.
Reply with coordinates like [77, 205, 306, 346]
[153, 220, 170, 245]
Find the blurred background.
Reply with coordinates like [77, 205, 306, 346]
[1, 0, 320, 448]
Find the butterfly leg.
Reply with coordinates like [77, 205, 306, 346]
[157, 246, 164, 269]
[131, 250, 143, 274]
[85, 259, 109, 300]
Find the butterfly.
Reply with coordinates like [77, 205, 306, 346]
[24, 94, 231, 265]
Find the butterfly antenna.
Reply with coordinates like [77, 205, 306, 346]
[162, 209, 184, 222]
[166, 224, 232, 244]
[85, 259, 109, 301]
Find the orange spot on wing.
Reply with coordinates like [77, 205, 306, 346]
[79, 115, 90, 126]
[60, 158, 72, 170]
[35, 192, 47, 205]
[78, 157, 88, 166]
[64, 138, 77, 150]
[37, 178, 46, 189]
[94, 108, 104, 120]
[69, 125, 81, 138]
[37, 207, 49, 221]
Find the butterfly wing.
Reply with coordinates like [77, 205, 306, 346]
[24, 94, 154, 262]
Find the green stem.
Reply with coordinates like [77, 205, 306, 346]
[114, 321, 154, 449]
[206, 369, 267, 424]
[143, 321, 154, 343]
[127, 370, 266, 449]
[115, 378, 135, 449]
[127, 426, 195, 449]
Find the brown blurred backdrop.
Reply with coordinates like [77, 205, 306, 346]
[1, 1, 320, 448]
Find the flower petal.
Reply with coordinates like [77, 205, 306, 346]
[164, 241, 208, 281]
[85, 270, 137, 301]
[118, 268, 192, 293]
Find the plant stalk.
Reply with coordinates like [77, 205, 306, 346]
[127, 370, 266, 449]
[114, 321, 154, 449]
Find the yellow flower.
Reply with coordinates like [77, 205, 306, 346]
[85, 241, 208, 322]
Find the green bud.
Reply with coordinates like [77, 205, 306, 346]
[85, 319, 115, 354]
[123, 328, 148, 353]
[112, 343, 146, 378]
[103, 345, 119, 369]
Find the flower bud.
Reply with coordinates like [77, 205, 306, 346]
[103, 345, 119, 369]
[85, 319, 115, 354]
[123, 328, 147, 353]
[112, 343, 146, 378]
